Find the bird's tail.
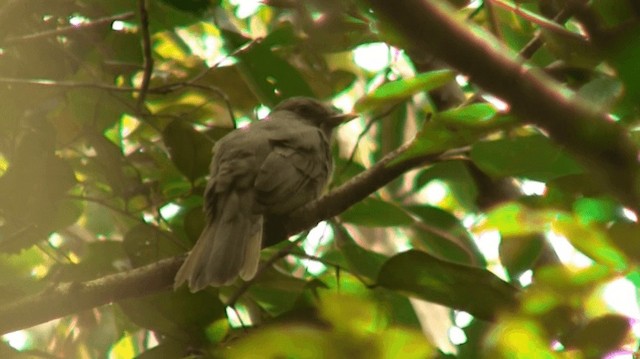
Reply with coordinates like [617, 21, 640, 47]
[174, 191, 262, 292]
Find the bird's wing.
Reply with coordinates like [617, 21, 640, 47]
[254, 127, 331, 214]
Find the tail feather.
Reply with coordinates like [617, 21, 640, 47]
[174, 191, 262, 292]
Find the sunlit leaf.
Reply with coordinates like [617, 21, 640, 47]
[355, 70, 455, 112]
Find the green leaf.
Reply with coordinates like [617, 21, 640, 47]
[416, 160, 479, 209]
[123, 224, 184, 267]
[566, 314, 630, 358]
[552, 214, 629, 271]
[162, 119, 212, 182]
[406, 205, 483, 265]
[355, 70, 455, 112]
[377, 250, 519, 321]
[470, 134, 584, 181]
[499, 234, 545, 279]
[437, 103, 498, 126]
[340, 197, 414, 227]
[119, 287, 225, 342]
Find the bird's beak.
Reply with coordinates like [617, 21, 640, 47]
[328, 112, 358, 128]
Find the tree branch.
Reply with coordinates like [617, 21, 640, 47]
[366, 0, 640, 209]
[0, 141, 440, 335]
[136, 0, 153, 111]
[0, 257, 183, 335]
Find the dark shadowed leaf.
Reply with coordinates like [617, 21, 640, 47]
[406, 205, 483, 265]
[565, 314, 630, 358]
[377, 250, 519, 321]
[162, 119, 212, 182]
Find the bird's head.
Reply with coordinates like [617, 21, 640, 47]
[271, 97, 357, 130]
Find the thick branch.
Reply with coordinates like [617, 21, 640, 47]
[0, 143, 439, 335]
[0, 257, 183, 335]
[367, 0, 640, 208]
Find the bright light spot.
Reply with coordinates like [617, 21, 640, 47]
[622, 208, 638, 222]
[48, 233, 63, 248]
[548, 231, 593, 268]
[112, 20, 125, 31]
[145, 331, 159, 349]
[353, 42, 390, 72]
[518, 269, 533, 287]
[69, 15, 89, 26]
[120, 114, 140, 138]
[3, 331, 29, 350]
[236, 116, 253, 128]
[257, 105, 270, 120]
[455, 75, 469, 87]
[454, 311, 473, 327]
[449, 326, 468, 345]
[226, 305, 251, 328]
[143, 212, 155, 223]
[159, 203, 181, 220]
[603, 278, 640, 319]
[482, 94, 510, 112]
[551, 340, 564, 350]
[230, 0, 262, 18]
[300, 221, 332, 275]
[31, 265, 48, 278]
[462, 214, 478, 229]
[520, 179, 546, 196]
[475, 230, 501, 262]
[421, 180, 448, 204]
[333, 93, 355, 114]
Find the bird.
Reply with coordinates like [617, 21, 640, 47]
[174, 97, 356, 292]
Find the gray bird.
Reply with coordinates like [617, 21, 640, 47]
[174, 97, 355, 292]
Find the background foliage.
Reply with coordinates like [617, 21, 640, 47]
[1, 0, 640, 358]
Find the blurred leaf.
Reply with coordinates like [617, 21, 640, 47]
[437, 103, 498, 126]
[577, 76, 624, 111]
[355, 70, 455, 112]
[471, 134, 584, 181]
[123, 224, 184, 267]
[162, 119, 212, 182]
[415, 160, 478, 209]
[566, 314, 630, 358]
[608, 222, 640, 261]
[479, 202, 557, 237]
[499, 233, 545, 279]
[572, 197, 622, 224]
[340, 197, 414, 227]
[54, 241, 127, 282]
[377, 250, 519, 321]
[119, 287, 225, 342]
[551, 214, 629, 272]
[484, 318, 559, 358]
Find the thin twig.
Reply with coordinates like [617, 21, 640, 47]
[136, 0, 153, 112]
[3, 12, 135, 45]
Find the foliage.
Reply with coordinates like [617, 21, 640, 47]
[1, 0, 640, 358]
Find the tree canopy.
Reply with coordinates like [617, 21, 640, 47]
[2, 0, 640, 358]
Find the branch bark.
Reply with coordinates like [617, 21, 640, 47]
[366, 0, 640, 209]
[0, 142, 440, 335]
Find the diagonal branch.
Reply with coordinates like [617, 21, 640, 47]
[366, 0, 640, 209]
[0, 141, 441, 335]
